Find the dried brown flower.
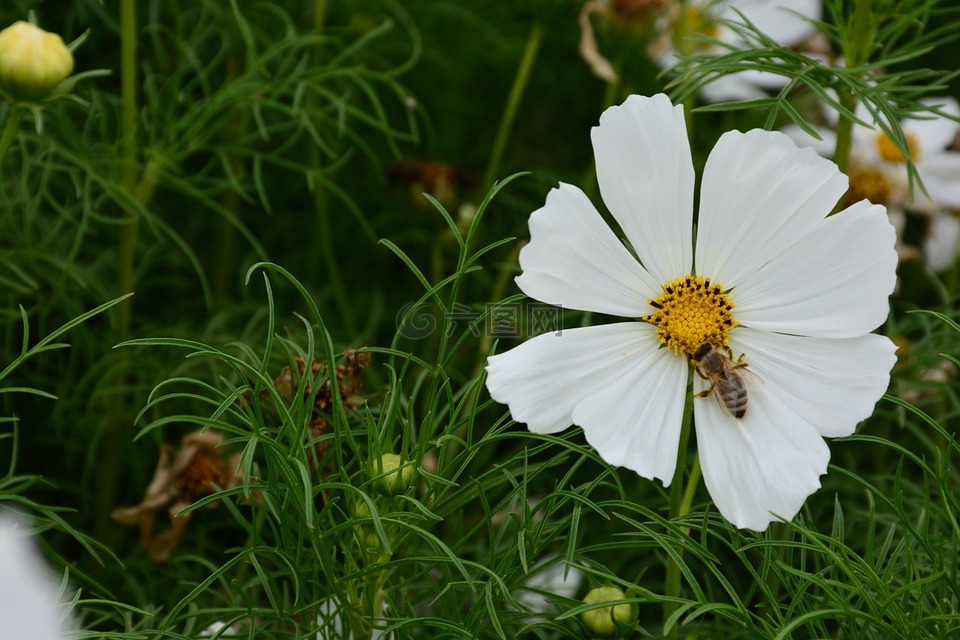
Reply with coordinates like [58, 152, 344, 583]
[387, 160, 473, 209]
[112, 429, 242, 563]
[262, 350, 370, 490]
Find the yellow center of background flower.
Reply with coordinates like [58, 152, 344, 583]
[845, 167, 891, 207]
[875, 131, 920, 163]
[645, 275, 736, 355]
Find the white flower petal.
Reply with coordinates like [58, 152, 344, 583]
[730, 329, 895, 438]
[694, 373, 830, 531]
[696, 129, 848, 288]
[572, 336, 688, 485]
[487, 323, 654, 434]
[910, 97, 960, 154]
[732, 200, 896, 337]
[0, 515, 74, 640]
[918, 152, 960, 210]
[721, 0, 821, 46]
[516, 183, 660, 317]
[516, 559, 583, 613]
[486, 323, 687, 485]
[316, 597, 388, 639]
[201, 622, 238, 637]
[699, 72, 773, 104]
[592, 94, 695, 283]
[924, 213, 960, 272]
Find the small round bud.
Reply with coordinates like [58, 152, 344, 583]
[351, 499, 373, 519]
[363, 531, 392, 565]
[580, 586, 638, 638]
[0, 21, 74, 101]
[370, 453, 415, 496]
[364, 531, 384, 554]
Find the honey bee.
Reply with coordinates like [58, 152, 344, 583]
[688, 342, 759, 420]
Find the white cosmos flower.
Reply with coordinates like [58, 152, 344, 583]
[655, 0, 822, 103]
[201, 621, 238, 637]
[0, 514, 76, 640]
[485, 94, 898, 531]
[784, 96, 960, 270]
[515, 558, 583, 614]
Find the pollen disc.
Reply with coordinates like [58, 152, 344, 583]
[645, 275, 737, 355]
[875, 131, 920, 163]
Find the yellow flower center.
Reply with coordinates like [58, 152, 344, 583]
[684, 6, 719, 39]
[644, 275, 737, 355]
[875, 131, 920, 163]
[844, 167, 891, 207]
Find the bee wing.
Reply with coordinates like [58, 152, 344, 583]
[739, 365, 764, 387]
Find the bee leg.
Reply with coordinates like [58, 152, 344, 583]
[693, 384, 715, 399]
[734, 353, 749, 369]
[690, 363, 710, 380]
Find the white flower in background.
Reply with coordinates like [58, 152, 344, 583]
[486, 94, 898, 531]
[315, 597, 389, 640]
[515, 558, 583, 614]
[0, 513, 76, 640]
[653, 0, 822, 103]
[200, 621, 238, 637]
[924, 212, 960, 272]
[784, 97, 960, 271]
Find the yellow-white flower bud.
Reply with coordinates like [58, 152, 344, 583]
[370, 453, 415, 496]
[580, 586, 638, 638]
[0, 21, 74, 101]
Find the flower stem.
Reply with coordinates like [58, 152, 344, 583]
[0, 106, 23, 167]
[482, 21, 543, 188]
[311, 0, 356, 336]
[96, 0, 139, 538]
[833, 87, 858, 177]
[680, 454, 701, 520]
[214, 50, 244, 299]
[664, 381, 695, 640]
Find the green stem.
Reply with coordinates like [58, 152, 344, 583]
[482, 21, 543, 188]
[833, 88, 858, 177]
[311, 0, 355, 336]
[679, 454, 700, 520]
[96, 0, 139, 538]
[601, 69, 621, 110]
[0, 106, 23, 167]
[829, 87, 858, 216]
[117, 0, 140, 330]
[664, 381, 695, 640]
[214, 51, 244, 299]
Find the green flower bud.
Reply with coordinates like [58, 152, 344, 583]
[0, 21, 74, 101]
[362, 531, 391, 565]
[580, 586, 638, 638]
[370, 453, 415, 496]
[352, 499, 373, 520]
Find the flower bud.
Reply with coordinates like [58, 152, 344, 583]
[580, 586, 638, 638]
[351, 499, 373, 520]
[362, 531, 392, 564]
[0, 21, 74, 101]
[370, 453, 415, 496]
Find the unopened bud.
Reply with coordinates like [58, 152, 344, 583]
[0, 21, 74, 101]
[370, 453, 415, 496]
[580, 586, 638, 638]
